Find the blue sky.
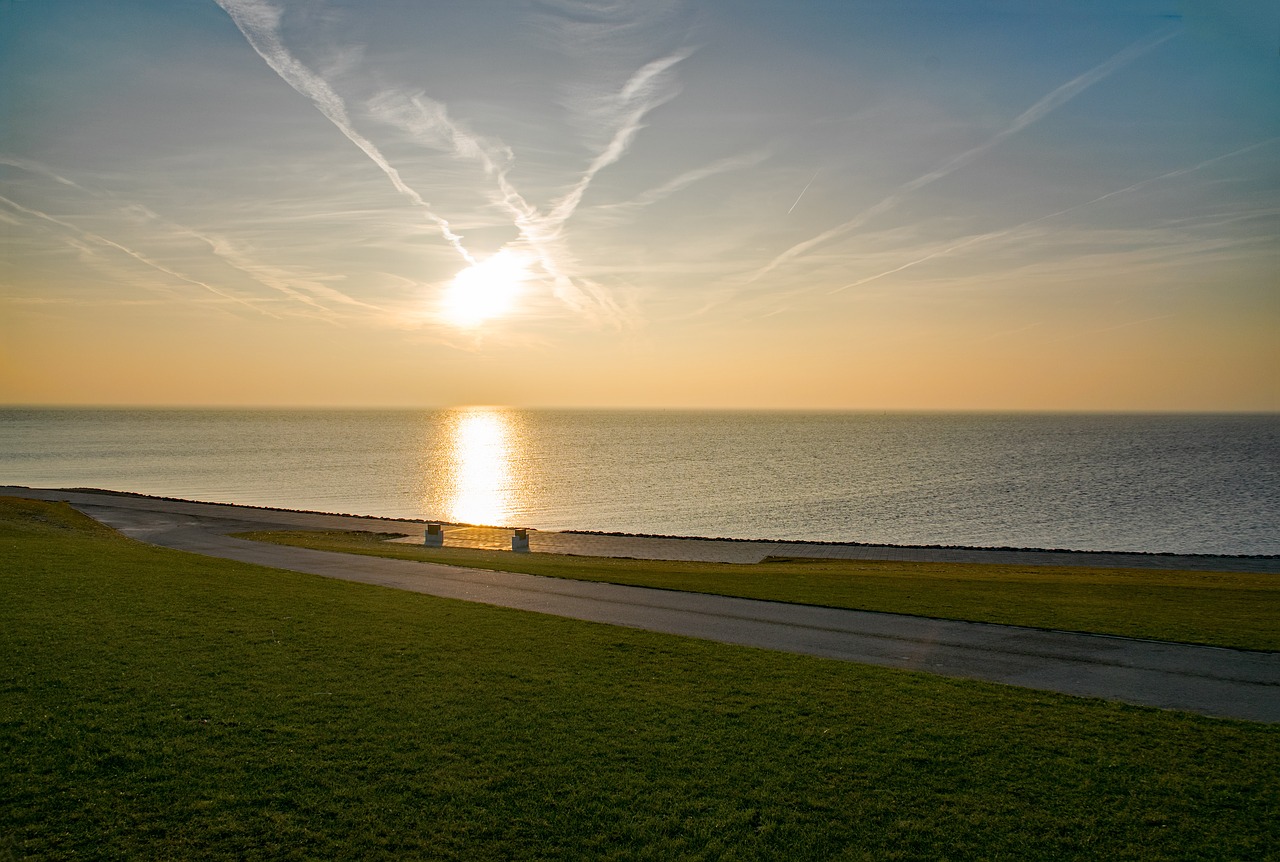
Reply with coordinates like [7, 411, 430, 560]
[2, 0, 1277, 408]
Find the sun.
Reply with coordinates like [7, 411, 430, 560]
[440, 250, 528, 328]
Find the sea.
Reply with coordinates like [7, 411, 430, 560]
[1, 408, 1276, 556]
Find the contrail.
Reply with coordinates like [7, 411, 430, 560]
[367, 90, 538, 227]
[0, 194, 269, 314]
[189, 227, 389, 316]
[752, 24, 1180, 281]
[368, 89, 625, 323]
[373, 48, 692, 323]
[829, 135, 1280, 294]
[787, 169, 819, 214]
[538, 49, 694, 322]
[367, 90, 549, 270]
[828, 233, 993, 294]
[593, 149, 771, 218]
[4, 156, 384, 318]
[217, 0, 688, 326]
[368, 92, 614, 319]
[547, 49, 694, 227]
[213, 0, 474, 264]
[0, 155, 84, 190]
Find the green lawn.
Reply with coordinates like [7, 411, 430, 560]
[3, 497, 1278, 860]
[239, 529, 1280, 651]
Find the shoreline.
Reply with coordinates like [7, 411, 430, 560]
[5, 485, 1278, 571]
[562, 527, 1280, 561]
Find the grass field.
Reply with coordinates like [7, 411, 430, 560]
[239, 529, 1280, 650]
[4, 497, 1278, 860]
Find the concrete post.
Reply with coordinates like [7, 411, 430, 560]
[424, 523, 444, 547]
[512, 528, 530, 552]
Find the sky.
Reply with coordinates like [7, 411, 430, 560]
[1, 0, 1277, 410]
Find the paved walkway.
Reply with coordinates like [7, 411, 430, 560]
[6, 487, 1279, 723]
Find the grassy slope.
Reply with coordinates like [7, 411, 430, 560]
[239, 530, 1280, 651]
[2, 497, 1277, 860]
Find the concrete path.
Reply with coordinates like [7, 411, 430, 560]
[6, 487, 1279, 723]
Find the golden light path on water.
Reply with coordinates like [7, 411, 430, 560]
[440, 408, 516, 526]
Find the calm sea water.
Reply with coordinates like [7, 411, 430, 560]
[1, 408, 1276, 556]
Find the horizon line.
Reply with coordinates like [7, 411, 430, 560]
[2, 403, 1277, 416]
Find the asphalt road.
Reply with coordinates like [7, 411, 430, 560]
[7, 487, 1279, 723]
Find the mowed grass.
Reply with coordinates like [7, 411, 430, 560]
[240, 530, 1280, 651]
[4, 498, 1278, 861]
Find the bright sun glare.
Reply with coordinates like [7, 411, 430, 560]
[441, 250, 528, 328]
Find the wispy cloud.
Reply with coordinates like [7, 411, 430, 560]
[213, 0, 475, 264]
[547, 49, 693, 227]
[366, 91, 533, 222]
[751, 24, 1181, 282]
[116, 202, 397, 321]
[218, 0, 700, 329]
[869, 229, 1271, 315]
[2, 155, 391, 322]
[534, 0, 692, 72]
[830, 135, 1280, 294]
[183, 228, 389, 321]
[0, 155, 85, 190]
[368, 43, 697, 326]
[533, 42, 697, 324]
[368, 88, 621, 323]
[0, 193, 267, 314]
[215, 0, 709, 330]
[591, 148, 771, 220]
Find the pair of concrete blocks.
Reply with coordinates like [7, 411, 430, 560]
[424, 523, 530, 552]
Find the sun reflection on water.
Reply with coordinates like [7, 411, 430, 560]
[439, 408, 516, 526]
